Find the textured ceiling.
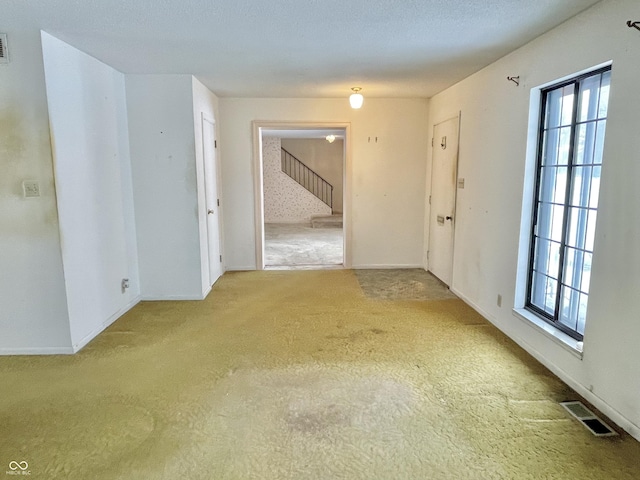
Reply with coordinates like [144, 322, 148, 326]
[5, 0, 603, 98]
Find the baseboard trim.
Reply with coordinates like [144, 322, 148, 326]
[225, 266, 256, 272]
[0, 296, 142, 356]
[0, 346, 75, 355]
[264, 220, 314, 225]
[350, 264, 424, 270]
[71, 295, 142, 353]
[229, 265, 426, 272]
[140, 294, 207, 301]
[450, 287, 640, 443]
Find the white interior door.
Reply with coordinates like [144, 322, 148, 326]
[428, 116, 459, 286]
[202, 115, 223, 285]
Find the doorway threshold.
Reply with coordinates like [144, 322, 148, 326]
[265, 264, 345, 271]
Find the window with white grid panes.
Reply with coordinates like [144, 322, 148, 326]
[527, 67, 611, 340]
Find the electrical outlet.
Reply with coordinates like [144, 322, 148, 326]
[121, 278, 130, 293]
[497, 294, 502, 307]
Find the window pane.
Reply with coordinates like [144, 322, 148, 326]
[533, 237, 552, 273]
[563, 248, 576, 288]
[589, 166, 601, 208]
[540, 127, 571, 166]
[560, 85, 575, 126]
[576, 293, 588, 335]
[563, 247, 584, 291]
[539, 166, 567, 204]
[570, 166, 592, 207]
[559, 286, 580, 331]
[542, 129, 560, 166]
[530, 272, 547, 309]
[557, 127, 571, 165]
[532, 238, 561, 282]
[550, 204, 565, 242]
[544, 277, 558, 314]
[535, 203, 564, 243]
[530, 273, 559, 315]
[585, 209, 598, 251]
[538, 167, 555, 203]
[593, 120, 607, 164]
[566, 208, 578, 247]
[581, 252, 592, 292]
[598, 71, 611, 118]
[548, 241, 561, 279]
[545, 88, 563, 129]
[545, 85, 574, 128]
[574, 123, 596, 165]
[578, 74, 601, 122]
[566, 207, 588, 249]
[535, 202, 552, 240]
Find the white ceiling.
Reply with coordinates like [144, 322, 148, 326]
[5, 0, 602, 98]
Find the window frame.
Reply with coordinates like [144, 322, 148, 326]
[525, 65, 611, 341]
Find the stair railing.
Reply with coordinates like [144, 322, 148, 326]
[281, 148, 333, 209]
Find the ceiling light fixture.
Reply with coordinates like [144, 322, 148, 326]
[325, 135, 336, 143]
[349, 87, 363, 109]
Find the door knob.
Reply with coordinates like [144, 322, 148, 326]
[446, 216, 453, 221]
[208, 209, 214, 215]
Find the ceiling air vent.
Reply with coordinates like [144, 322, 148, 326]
[0, 34, 8, 64]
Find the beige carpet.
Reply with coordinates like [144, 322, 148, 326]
[1, 270, 639, 479]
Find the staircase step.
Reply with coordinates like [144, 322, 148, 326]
[311, 214, 343, 228]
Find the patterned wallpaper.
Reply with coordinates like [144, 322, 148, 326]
[263, 137, 331, 223]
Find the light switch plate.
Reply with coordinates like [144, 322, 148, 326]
[23, 180, 40, 198]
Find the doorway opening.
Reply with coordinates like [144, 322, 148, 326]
[252, 123, 351, 270]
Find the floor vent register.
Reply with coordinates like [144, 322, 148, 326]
[560, 401, 618, 437]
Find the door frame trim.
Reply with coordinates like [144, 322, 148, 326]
[251, 121, 352, 270]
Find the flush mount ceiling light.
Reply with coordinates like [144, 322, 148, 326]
[349, 87, 363, 109]
[325, 135, 336, 143]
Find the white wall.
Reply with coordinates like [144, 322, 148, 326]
[218, 98, 429, 270]
[426, 0, 640, 439]
[281, 138, 344, 213]
[41, 32, 140, 350]
[126, 74, 210, 300]
[263, 137, 331, 223]
[0, 29, 72, 353]
[192, 76, 223, 292]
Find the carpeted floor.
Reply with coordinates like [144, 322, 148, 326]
[1, 270, 639, 479]
[264, 223, 343, 267]
[355, 269, 457, 301]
